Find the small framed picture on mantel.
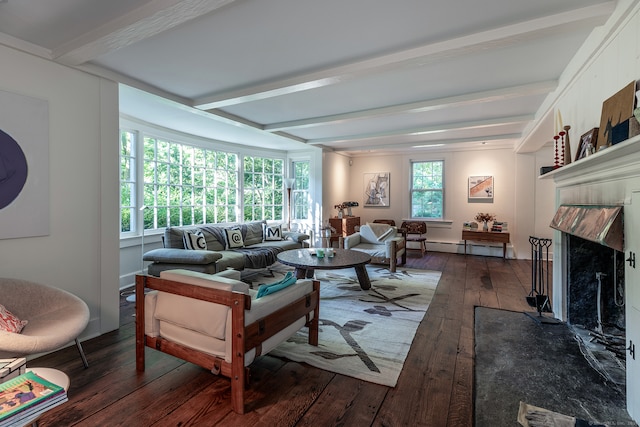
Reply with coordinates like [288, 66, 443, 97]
[575, 128, 598, 161]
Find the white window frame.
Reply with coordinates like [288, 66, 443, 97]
[291, 160, 310, 221]
[410, 160, 444, 219]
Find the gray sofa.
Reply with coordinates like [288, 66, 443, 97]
[143, 220, 309, 276]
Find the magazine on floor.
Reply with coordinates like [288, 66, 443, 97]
[0, 371, 67, 426]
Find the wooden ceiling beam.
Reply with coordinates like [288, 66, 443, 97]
[194, 3, 613, 110]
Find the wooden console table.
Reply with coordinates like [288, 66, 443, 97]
[462, 230, 510, 258]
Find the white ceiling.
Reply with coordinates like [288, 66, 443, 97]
[0, 0, 616, 155]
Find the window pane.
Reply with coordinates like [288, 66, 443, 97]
[169, 208, 180, 226]
[182, 166, 192, 185]
[120, 132, 132, 156]
[120, 182, 131, 206]
[169, 144, 180, 164]
[157, 140, 169, 162]
[194, 207, 203, 224]
[143, 207, 154, 230]
[157, 209, 167, 228]
[121, 208, 131, 232]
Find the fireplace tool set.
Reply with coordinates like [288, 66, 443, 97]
[528, 236, 552, 314]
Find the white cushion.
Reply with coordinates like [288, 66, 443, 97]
[225, 227, 244, 248]
[154, 270, 250, 340]
[360, 224, 397, 243]
[183, 230, 207, 250]
[264, 223, 283, 241]
[160, 269, 249, 293]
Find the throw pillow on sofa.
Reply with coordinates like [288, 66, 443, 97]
[264, 223, 283, 241]
[225, 227, 244, 248]
[0, 303, 28, 333]
[183, 230, 207, 250]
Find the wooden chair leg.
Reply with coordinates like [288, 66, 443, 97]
[231, 366, 246, 414]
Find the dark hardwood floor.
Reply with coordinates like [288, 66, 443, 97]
[32, 252, 537, 426]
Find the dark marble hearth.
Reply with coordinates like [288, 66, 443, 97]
[474, 307, 635, 427]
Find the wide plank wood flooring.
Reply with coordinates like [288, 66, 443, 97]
[31, 252, 537, 426]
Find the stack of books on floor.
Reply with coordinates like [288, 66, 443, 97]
[491, 221, 508, 232]
[0, 371, 67, 427]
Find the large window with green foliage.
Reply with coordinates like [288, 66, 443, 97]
[410, 160, 444, 219]
[141, 136, 239, 229]
[120, 130, 136, 232]
[243, 156, 284, 222]
[120, 128, 295, 235]
[292, 160, 310, 220]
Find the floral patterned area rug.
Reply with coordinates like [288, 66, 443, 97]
[268, 265, 441, 387]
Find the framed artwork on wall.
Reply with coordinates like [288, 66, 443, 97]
[0, 89, 50, 239]
[468, 176, 493, 203]
[364, 172, 390, 207]
[597, 81, 636, 150]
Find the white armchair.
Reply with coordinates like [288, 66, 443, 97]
[342, 223, 406, 272]
[135, 268, 319, 414]
[0, 278, 90, 368]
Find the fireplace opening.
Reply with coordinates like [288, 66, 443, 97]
[566, 233, 626, 387]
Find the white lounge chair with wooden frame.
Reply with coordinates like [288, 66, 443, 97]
[135, 269, 320, 414]
[341, 223, 407, 272]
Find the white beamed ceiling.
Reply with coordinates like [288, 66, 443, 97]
[0, 0, 618, 154]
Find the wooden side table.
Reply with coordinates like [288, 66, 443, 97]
[462, 230, 510, 258]
[329, 216, 360, 238]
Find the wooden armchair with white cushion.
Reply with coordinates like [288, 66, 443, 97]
[135, 268, 319, 414]
[342, 223, 406, 272]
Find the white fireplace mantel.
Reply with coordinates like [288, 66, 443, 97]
[542, 133, 640, 320]
[540, 134, 640, 188]
[543, 134, 640, 423]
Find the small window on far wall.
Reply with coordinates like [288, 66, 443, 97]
[410, 160, 443, 219]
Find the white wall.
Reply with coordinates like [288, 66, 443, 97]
[535, 0, 640, 153]
[325, 146, 554, 259]
[0, 45, 120, 338]
[323, 151, 352, 219]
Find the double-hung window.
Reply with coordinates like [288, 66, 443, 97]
[410, 160, 444, 219]
[291, 160, 310, 221]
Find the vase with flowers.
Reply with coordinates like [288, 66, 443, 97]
[474, 212, 496, 231]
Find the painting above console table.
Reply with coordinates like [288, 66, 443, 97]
[468, 175, 494, 203]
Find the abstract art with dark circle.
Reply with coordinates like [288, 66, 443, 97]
[0, 128, 28, 210]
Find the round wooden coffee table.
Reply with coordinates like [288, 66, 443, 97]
[277, 248, 372, 289]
